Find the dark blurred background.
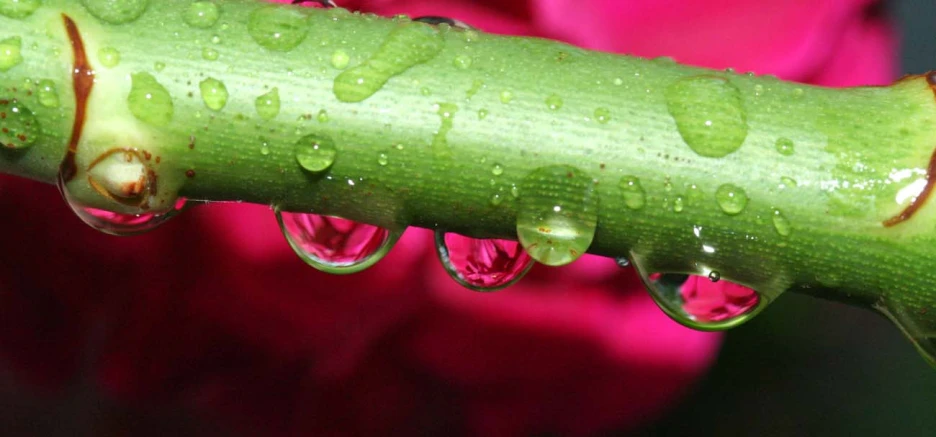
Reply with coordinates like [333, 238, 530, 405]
[3, 0, 936, 435]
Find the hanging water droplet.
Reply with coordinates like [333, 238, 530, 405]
[0, 36, 23, 72]
[199, 77, 228, 111]
[128, 72, 173, 126]
[36, 80, 60, 108]
[0, 98, 39, 149]
[615, 257, 630, 267]
[594, 107, 611, 124]
[708, 271, 721, 282]
[294, 133, 336, 173]
[665, 75, 749, 158]
[80, 0, 149, 24]
[276, 210, 403, 274]
[183, 1, 220, 28]
[453, 55, 472, 69]
[248, 5, 309, 51]
[255, 87, 280, 120]
[201, 47, 219, 61]
[632, 269, 762, 330]
[715, 183, 748, 215]
[545, 94, 563, 111]
[775, 137, 794, 156]
[0, 0, 41, 18]
[333, 22, 443, 102]
[435, 231, 534, 291]
[330, 49, 350, 69]
[772, 209, 791, 236]
[619, 175, 645, 210]
[98, 47, 121, 68]
[516, 165, 598, 266]
[613, 77, 624, 86]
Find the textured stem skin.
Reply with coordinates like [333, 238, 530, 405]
[1, 0, 936, 364]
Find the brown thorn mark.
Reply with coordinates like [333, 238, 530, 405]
[59, 14, 94, 183]
[883, 146, 936, 227]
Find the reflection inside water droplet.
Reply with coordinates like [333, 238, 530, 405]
[635, 270, 761, 329]
[435, 231, 533, 291]
[276, 210, 402, 274]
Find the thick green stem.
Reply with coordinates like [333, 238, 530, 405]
[2, 0, 936, 364]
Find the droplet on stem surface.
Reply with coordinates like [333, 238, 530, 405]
[255, 87, 281, 120]
[435, 231, 534, 291]
[0, 98, 39, 149]
[0, 0, 41, 18]
[715, 183, 748, 215]
[80, 0, 149, 24]
[276, 210, 403, 274]
[0, 36, 23, 72]
[37, 80, 60, 108]
[295, 134, 337, 173]
[183, 1, 220, 28]
[664, 75, 748, 158]
[199, 77, 228, 111]
[515, 165, 598, 266]
[128, 72, 173, 126]
[248, 5, 309, 51]
[619, 175, 646, 210]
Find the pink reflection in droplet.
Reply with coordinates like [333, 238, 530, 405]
[279, 212, 392, 268]
[681, 276, 759, 323]
[438, 232, 534, 291]
[66, 198, 187, 237]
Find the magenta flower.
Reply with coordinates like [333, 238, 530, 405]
[0, 0, 895, 435]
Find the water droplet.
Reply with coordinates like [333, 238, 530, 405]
[775, 137, 794, 156]
[255, 87, 280, 120]
[0, 98, 38, 149]
[377, 152, 388, 166]
[295, 134, 336, 173]
[780, 176, 797, 189]
[98, 47, 120, 68]
[80, 0, 148, 24]
[619, 175, 645, 210]
[128, 72, 173, 126]
[36, 80, 60, 108]
[516, 165, 598, 266]
[432, 102, 457, 159]
[673, 195, 685, 213]
[61, 197, 186, 236]
[0, 0, 40, 18]
[247, 5, 309, 51]
[633, 270, 762, 330]
[772, 209, 791, 236]
[491, 163, 504, 176]
[499, 90, 514, 104]
[330, 49, 349, 69]
[435, 231, 534, 291]
[715, 183, 748, 215]
[0, 36, 23, 72]
[210, 34, 221, 44]
[594, 107, 611, 124]
[545, 94, 563, 110]
[199, 77, 228, 111]
[333, 22, 443, 102]
[153, 61, 166, 72]
[276, 211, 402, 274]
[316, 109, 329, 123]
[665, 75, 749, 158]
[792, 88, 804, 98]
[201, 47, 219, 61]
[490, 192, 504, 206]
[613, 77, 624, 86]
[477, 108, 488, 119]
[453, 54, 472, 69]
[183, 1, 220, 28]
[753, 84, 764, 96]
[615, 257, 630, 267]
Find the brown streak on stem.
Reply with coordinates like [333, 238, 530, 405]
[883, 147, 936, 228]
[59, 15, 94, 183]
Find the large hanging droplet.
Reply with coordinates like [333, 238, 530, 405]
[435, 231, 534, 291]
[333, 22, 443, 103]
[633, 270, 762, 330]
[664, 75, 748, 158]
[127, 72, 174, 127]
[0, 36, 23, 72]
[0, 98, 39, 149]
[516, 165, 598, 266]
[183, 1, 220, 28]
[80, 0, 149, 24]
[0, 0, 41, 18]
[276, 210, 402, 274]
[247, 5, 309, 51]
[61, 197, 187, 236]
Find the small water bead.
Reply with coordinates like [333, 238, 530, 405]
[0, 0, 41, 18]
[316, 109, 329, 123]
[0, 36, 23, 72]
[333, 22, 443, 102]
[198, 77, 228, 111]
[210, 34, 222, 44]
[80, 0, 148, 24]
[545, 94, 563, 110]
[673, 195, 685, 213]
[772, 209, 791, 236]
[775, 137, 794, 156]
[37, 79, 59, 108]
[477, 108, 488, 119]
[453, 55, 472, 69]
[98, 47, 120, 67]
[377, 152, 388, 166]
[0, 98, 39, 149]
[255, 87, 280, 120]
[153, 61, 166, 72]
[715, 183, 748, 215]
[619, 175, 646, 210]
[183, 1, 220, 28]
[128, 72, 173, 126]
[665, 75, 749, 158]
[516, 165, 598, 266]
[62, 199, 186, 236]
[435, 231, 534, 291]
[491, 164, 504, 176]
[594, 107, 611, 124]
[202, 47, 219, 61]
[330, 50, 350, 69]
[499, 90, 514, 104]
[276, 211, 403, 274]
[779, 176, 797, 189]
[295, 134, 337, 173]
[248, 5, 310, 51]
[615, 257, 630, 267]
[490, 192, 504, 206]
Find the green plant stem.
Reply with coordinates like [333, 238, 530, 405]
[2, 0, 936, 364]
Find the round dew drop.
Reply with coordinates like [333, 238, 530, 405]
[98, 47, 121, 68]
[61, 183, 187, 236]
[545, 94, 563, 111]
[183, 1, 220, 28]
[664, 75, 749, 158]
[255, 87, 281, 120]
[0, 98, 39, 149]
[199, 77, 228, 111]
[594, 107, 611, 124]
[0, 36, 23, 72]
[453, 55, 472, 69]
[80, 0, 149, 24]
[619, 175, 646, 210]
[248, 5, 310, 51]
[516, 165, 598, 266]
[202, 47, 220, 61]
[775, 137, 794, 156]
[0, 0, 41, 18]
[128, 72, 174, 127]
[294, 134, 337, 173]
[37, 79, 60, 108]
[435, 231, 534, 291]
[772, 209, 792, 236]
[330, 50, 350, 69]
[715, 183, 748, 215]
[276, 211, 403, 274]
